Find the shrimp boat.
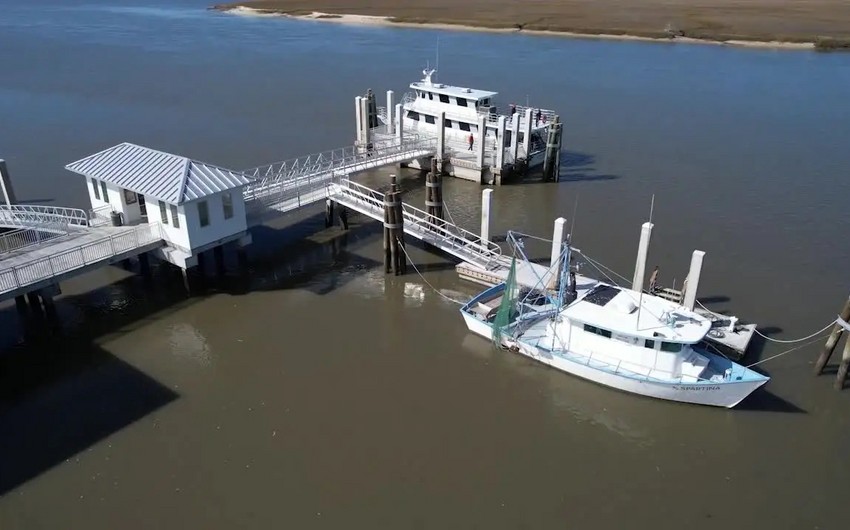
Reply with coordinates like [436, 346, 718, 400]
[460, 232, 769, 408]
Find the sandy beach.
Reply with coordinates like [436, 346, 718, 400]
[213, 0, 850, 51]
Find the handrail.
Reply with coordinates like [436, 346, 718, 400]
[333, 179, 502, 269]
[0, 225, 69, 255]
[0, 223, 165, 295]
[0, 204, 89, 229]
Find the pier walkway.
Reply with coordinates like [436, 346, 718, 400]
[242, 135, 436, 225]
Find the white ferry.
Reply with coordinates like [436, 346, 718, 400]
[377, 69, 559, 183]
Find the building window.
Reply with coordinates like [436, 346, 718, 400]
[439, 94, 450, 104]
[159, 201, 169, 224]
[198, 200, 209, 227]
[123, 189, 137, 204]
[91, 178, 100, 200]
[100, 181, 109, 203]
[170, 204, 180, 228]
[424, 115, 435, 124]
[456, 97, 468, 107]
[458, 122, 470, 132]
[222, 193, 233, 220]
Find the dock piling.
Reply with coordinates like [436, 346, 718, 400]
[395, 103, 403, 144]
[386, 90, 395, 135]
[481, 189, 493, 244]
[522, 108, 533, 158]
[814, 295, 850, 376]
[214, 245, 226, 277]
[496, 116, 507, 171]
[510, 114, 520, 164]
[355, 96, 363, 146]
[548, 217, 568, 290]
[325, 198, 335, 228]
[543, 115, 562, 182]
[681, 250, 705, 310]
[631, 222, 654, 292]
[437, 111, 446, 168]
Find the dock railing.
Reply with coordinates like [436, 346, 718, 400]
[0, 225, 70, 256]
[0, 204, 90, 230]
[0, 222, 164, 295]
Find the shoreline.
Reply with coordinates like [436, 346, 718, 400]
[212, 5, 850, 52]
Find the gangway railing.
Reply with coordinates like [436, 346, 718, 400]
[243, 135, 437, 209]
[330, 178, 502, 269]
[0, 225, 69, 256]
[0, 204, 90, 230]
[0, 222, 165, 295]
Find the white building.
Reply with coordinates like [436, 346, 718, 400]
[65, 142, 253, 269]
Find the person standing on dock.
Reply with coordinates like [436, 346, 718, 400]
[535, 109, 542, 127]
[468, 133, 474, 151]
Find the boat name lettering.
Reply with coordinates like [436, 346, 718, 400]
[672, 385, 720, 391]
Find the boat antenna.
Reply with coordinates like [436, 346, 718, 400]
[569, 193, 579, 241]
[636, 194, 656, 331]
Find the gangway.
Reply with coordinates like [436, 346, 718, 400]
[242, 135, 436, 225]
[329, 179, 502, 270]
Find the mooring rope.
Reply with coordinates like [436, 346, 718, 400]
[745, 335, 827, 368]
[397, 238, 467, 306]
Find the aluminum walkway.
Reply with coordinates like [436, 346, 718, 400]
[329, 179, 502, 270]
[243, 136, 436, 225]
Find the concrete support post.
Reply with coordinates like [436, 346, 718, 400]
[15, 295, 27, 317]
[395, 103, 404, 144]
[437, 111, 446, 164]
[0, 159, 16, 207]
[27, 291, 43, 316]
[510, 114, 520, 163]
[682, 250, 706, 310]
[355, 96, 363, 145]
[496, 116, 506, 169]
[386, 90, 394, 134]
[476, 116, 487, 169]
[138, 252, 151, 278]
[522, 108, 533, 158]
[548, 217, 568, 290]
[41, 291, 58, 321]
[213, 245, 226, 277]
[360, 97, 371, 148]
[632, 222, 654, 292]
[481, 188, 493, 244]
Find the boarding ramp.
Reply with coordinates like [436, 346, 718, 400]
[242, 135, 436, 225]
[329, 179, 502, 270]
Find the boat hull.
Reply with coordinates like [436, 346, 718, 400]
[460, 310, 768, 408]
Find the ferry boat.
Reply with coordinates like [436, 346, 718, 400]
[381, 69, 558, 182]
[459, 233, 769, 408]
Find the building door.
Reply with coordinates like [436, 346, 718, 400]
[138, 194, 147, 219]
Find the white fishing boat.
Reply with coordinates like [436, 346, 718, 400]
[460, 233, 769, 408]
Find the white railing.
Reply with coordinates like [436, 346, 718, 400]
[88, 204, 115, 227]
[0, 225, 69, 255]
[242, 135, 437, 207]
[332, 179, 502, 269]
[0, 223, 164, 295]
[0, 204, 90, 229]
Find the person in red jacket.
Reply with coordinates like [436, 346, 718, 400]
[468, 133, 474, 151]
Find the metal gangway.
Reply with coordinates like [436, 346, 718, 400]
[242, 135, 436, 224]
[329, 178, 502, 270]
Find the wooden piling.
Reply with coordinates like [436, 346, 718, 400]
[543, 115, 561, 182]
[325, 199, 334, 228]
[835, 338, 850, 390]
[814, 295, 850, 375]
[383, 194, 394, 274]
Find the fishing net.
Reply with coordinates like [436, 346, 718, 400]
[491, 256, 519, 347]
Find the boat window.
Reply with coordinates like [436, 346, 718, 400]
[660, 342, 682, 353]
[458, 122, 470, 132]
[439, 94, 450, 103]
[481, 98, 489, 106]
[428, 93, 433, 100]
[424, 115, 435, 124]
[456, 97, 468, 107]
[444, 119, 452, 128]
[407, 111, 419, 121]
[644, 339, 655, 349]
[583, 324, 612, 339]
[583, 284, 621, 307]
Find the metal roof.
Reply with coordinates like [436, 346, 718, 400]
[65, 142, 253, 205]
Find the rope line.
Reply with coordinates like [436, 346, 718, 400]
[695, 298, 835, 345]
[396, 238, 467, 306]
[745, 336, 826, 368]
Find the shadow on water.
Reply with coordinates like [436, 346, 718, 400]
[519, 151, 620, 184]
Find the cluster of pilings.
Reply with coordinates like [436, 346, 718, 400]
[814, 295, 850, 390]
[542, 115, 563, 182]
[383, 175, 406, 275]
[355, 89, 379, 153]
[425, 158, 444, 227]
